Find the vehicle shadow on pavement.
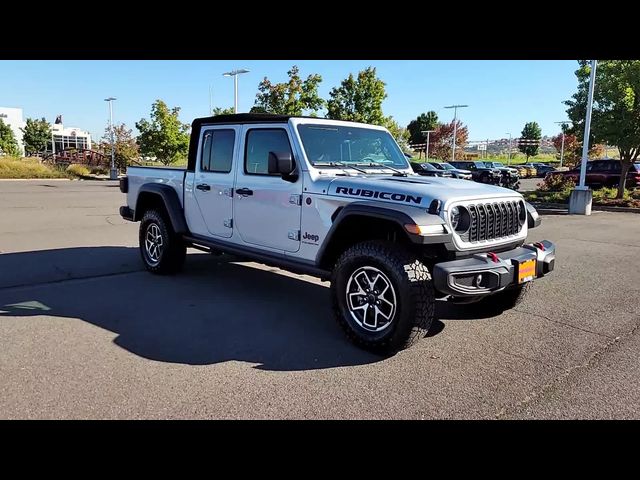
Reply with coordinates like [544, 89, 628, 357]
[0, 246, 386, 371]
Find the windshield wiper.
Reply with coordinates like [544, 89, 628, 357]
[360, 161, 408, 177]
[314, 161, 369, 175]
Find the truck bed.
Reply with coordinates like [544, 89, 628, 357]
[126, 166, 187, 210]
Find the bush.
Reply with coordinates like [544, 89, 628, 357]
[66, 164, 90, 177]
[0, 157, 68, 178]
[538, 174, 576, 192]
[89, 165, 108, 175]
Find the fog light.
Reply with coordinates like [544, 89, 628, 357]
[475, 274, 483, 287]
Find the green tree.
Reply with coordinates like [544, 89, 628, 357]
[135, 100, 190, 166]
[407, 111, 439, 145]
[326, 67, 387, 125]
[518, 121, 542, 160]
[0, 119, 20, 157]
[97, 123, 139, 170]
[212, 106, 235, 116]
[565, 60, 640, 197]
[21, 117, 51, 155]
[251, 65, 324, 116]
[383, 116, 410, 150]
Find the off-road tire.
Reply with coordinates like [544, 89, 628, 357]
[476, 282, 532, 315]
[139, 208, 186, 274]
[331, 240, 435, 355]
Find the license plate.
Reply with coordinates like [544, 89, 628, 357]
[518, 258, 537, 284]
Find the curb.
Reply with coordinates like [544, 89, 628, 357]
[0, 178, 70, 182]
[531, 202, 640, 214]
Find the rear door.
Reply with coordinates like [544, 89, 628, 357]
[192, 126, 239, 238]
[233, 125, 303, 252]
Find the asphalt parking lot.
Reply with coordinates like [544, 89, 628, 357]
[1, 179, 639, 419]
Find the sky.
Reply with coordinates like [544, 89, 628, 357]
[0, 60, 579, 142]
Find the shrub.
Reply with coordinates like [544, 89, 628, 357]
[0, 156, 67, 178]
[66, 164, 90, 177]
[90, 165, 108, 175]
[538, 174, 576, 192]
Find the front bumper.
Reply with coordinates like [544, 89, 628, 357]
[432, 240, 555, 297]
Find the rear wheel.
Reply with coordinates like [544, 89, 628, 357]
[331, 241, 435, 355]
[139, 209, 186, 274]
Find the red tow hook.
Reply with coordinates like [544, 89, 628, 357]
[533, 242, 546, 251]
[487, 252, 500, 263]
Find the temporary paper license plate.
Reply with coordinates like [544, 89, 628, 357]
[518, 258, 537, 284]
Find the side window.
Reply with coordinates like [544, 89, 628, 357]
[245, 128, 293, 175]
[201, 129, 235, 173]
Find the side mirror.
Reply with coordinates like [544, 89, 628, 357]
[268, 151, 296, 178]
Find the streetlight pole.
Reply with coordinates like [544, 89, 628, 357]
[104, 97, 117, 180]
[444, 104, 468, 161]
[421, 130, 434, 161]
[555, 121, 569, 168]
[506, 133, 512, 165]
[569, 60, 597, 215]
[223, 69, 250, 113]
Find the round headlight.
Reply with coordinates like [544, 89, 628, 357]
[450, 206, 470, 233]
[517, 201, 527, 225]
[450, 206, 460, 230]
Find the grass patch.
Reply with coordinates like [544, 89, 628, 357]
[524, 176, 640, 208]
[66, 164, 91, 178]
[0, 157, 68, 179]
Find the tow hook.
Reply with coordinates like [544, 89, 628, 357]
[533, 242, 546, 251]
[487, 252, 500, 263]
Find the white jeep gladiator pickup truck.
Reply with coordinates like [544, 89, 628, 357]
[120, 113, 556, 354]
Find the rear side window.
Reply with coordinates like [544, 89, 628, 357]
[245, 128, 292, 175]
[201, 129, 235, 173]
[632, 163, 640, 172]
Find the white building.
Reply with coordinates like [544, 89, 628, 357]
[0, 107, 26, 156]
[0, 106, 92, 156]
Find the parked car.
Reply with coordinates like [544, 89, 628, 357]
[521, 163, 539, 177]
[427, 161, 472, 180]
[410, 161, 453, 178]
[119, 113, 555, 354]
[450, 161, 502, 184]
[482, 161, 520, 190]
[549, 159, 640, 188]
[531, 163, 556, 177]
[513, 165, 529, 177]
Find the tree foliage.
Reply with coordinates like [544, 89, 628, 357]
[327, 67, 387, 125]
[212, 106, 235, 116]
[518, 121, 542, 160]
[383, 116, 410, 150]
[0, 119, 20, 156]
[21, 117, 51, 155]
[565, 60, 640, 197]
[97, 123, 139, 170]
[407, 111, 439, 145]
[251, 65, 324, 116]
[428, 120, 469, 160]
[551, 132, 581, 167]
[135, 100, 190, 166]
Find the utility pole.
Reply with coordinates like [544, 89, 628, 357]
[104, 97, 117, 180]
[444, 104, 468, 161]
[506, 133, 512, 165]
[421, 130, 434, 161]
[555, 121, 569, 168]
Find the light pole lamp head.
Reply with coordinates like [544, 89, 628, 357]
[223, 69, 250, 77]
[104, 97, 117, 102]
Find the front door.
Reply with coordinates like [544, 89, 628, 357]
[192, 126, 239, 238]
[233, 125, 302, 252]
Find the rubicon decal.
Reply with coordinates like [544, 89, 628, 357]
[335, 186, 422, 205]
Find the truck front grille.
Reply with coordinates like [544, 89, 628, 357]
[462, 200, 522, 243]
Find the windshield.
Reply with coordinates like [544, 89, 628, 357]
[439, 163, 455, 170]
[297, 124, 410, 169]
[492, 162, 504, 168]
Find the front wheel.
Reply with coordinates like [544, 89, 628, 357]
[139, 209, 186, 274]
[330, 241, 435, 355]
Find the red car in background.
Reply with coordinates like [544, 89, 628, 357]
[551, 159, 640, 188]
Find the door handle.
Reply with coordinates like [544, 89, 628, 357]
[196, 183, 211, 191]
[236, 188, 254, 196]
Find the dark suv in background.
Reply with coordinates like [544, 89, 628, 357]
[450, 161, 501, 185]
[551, 160, 640, 188]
